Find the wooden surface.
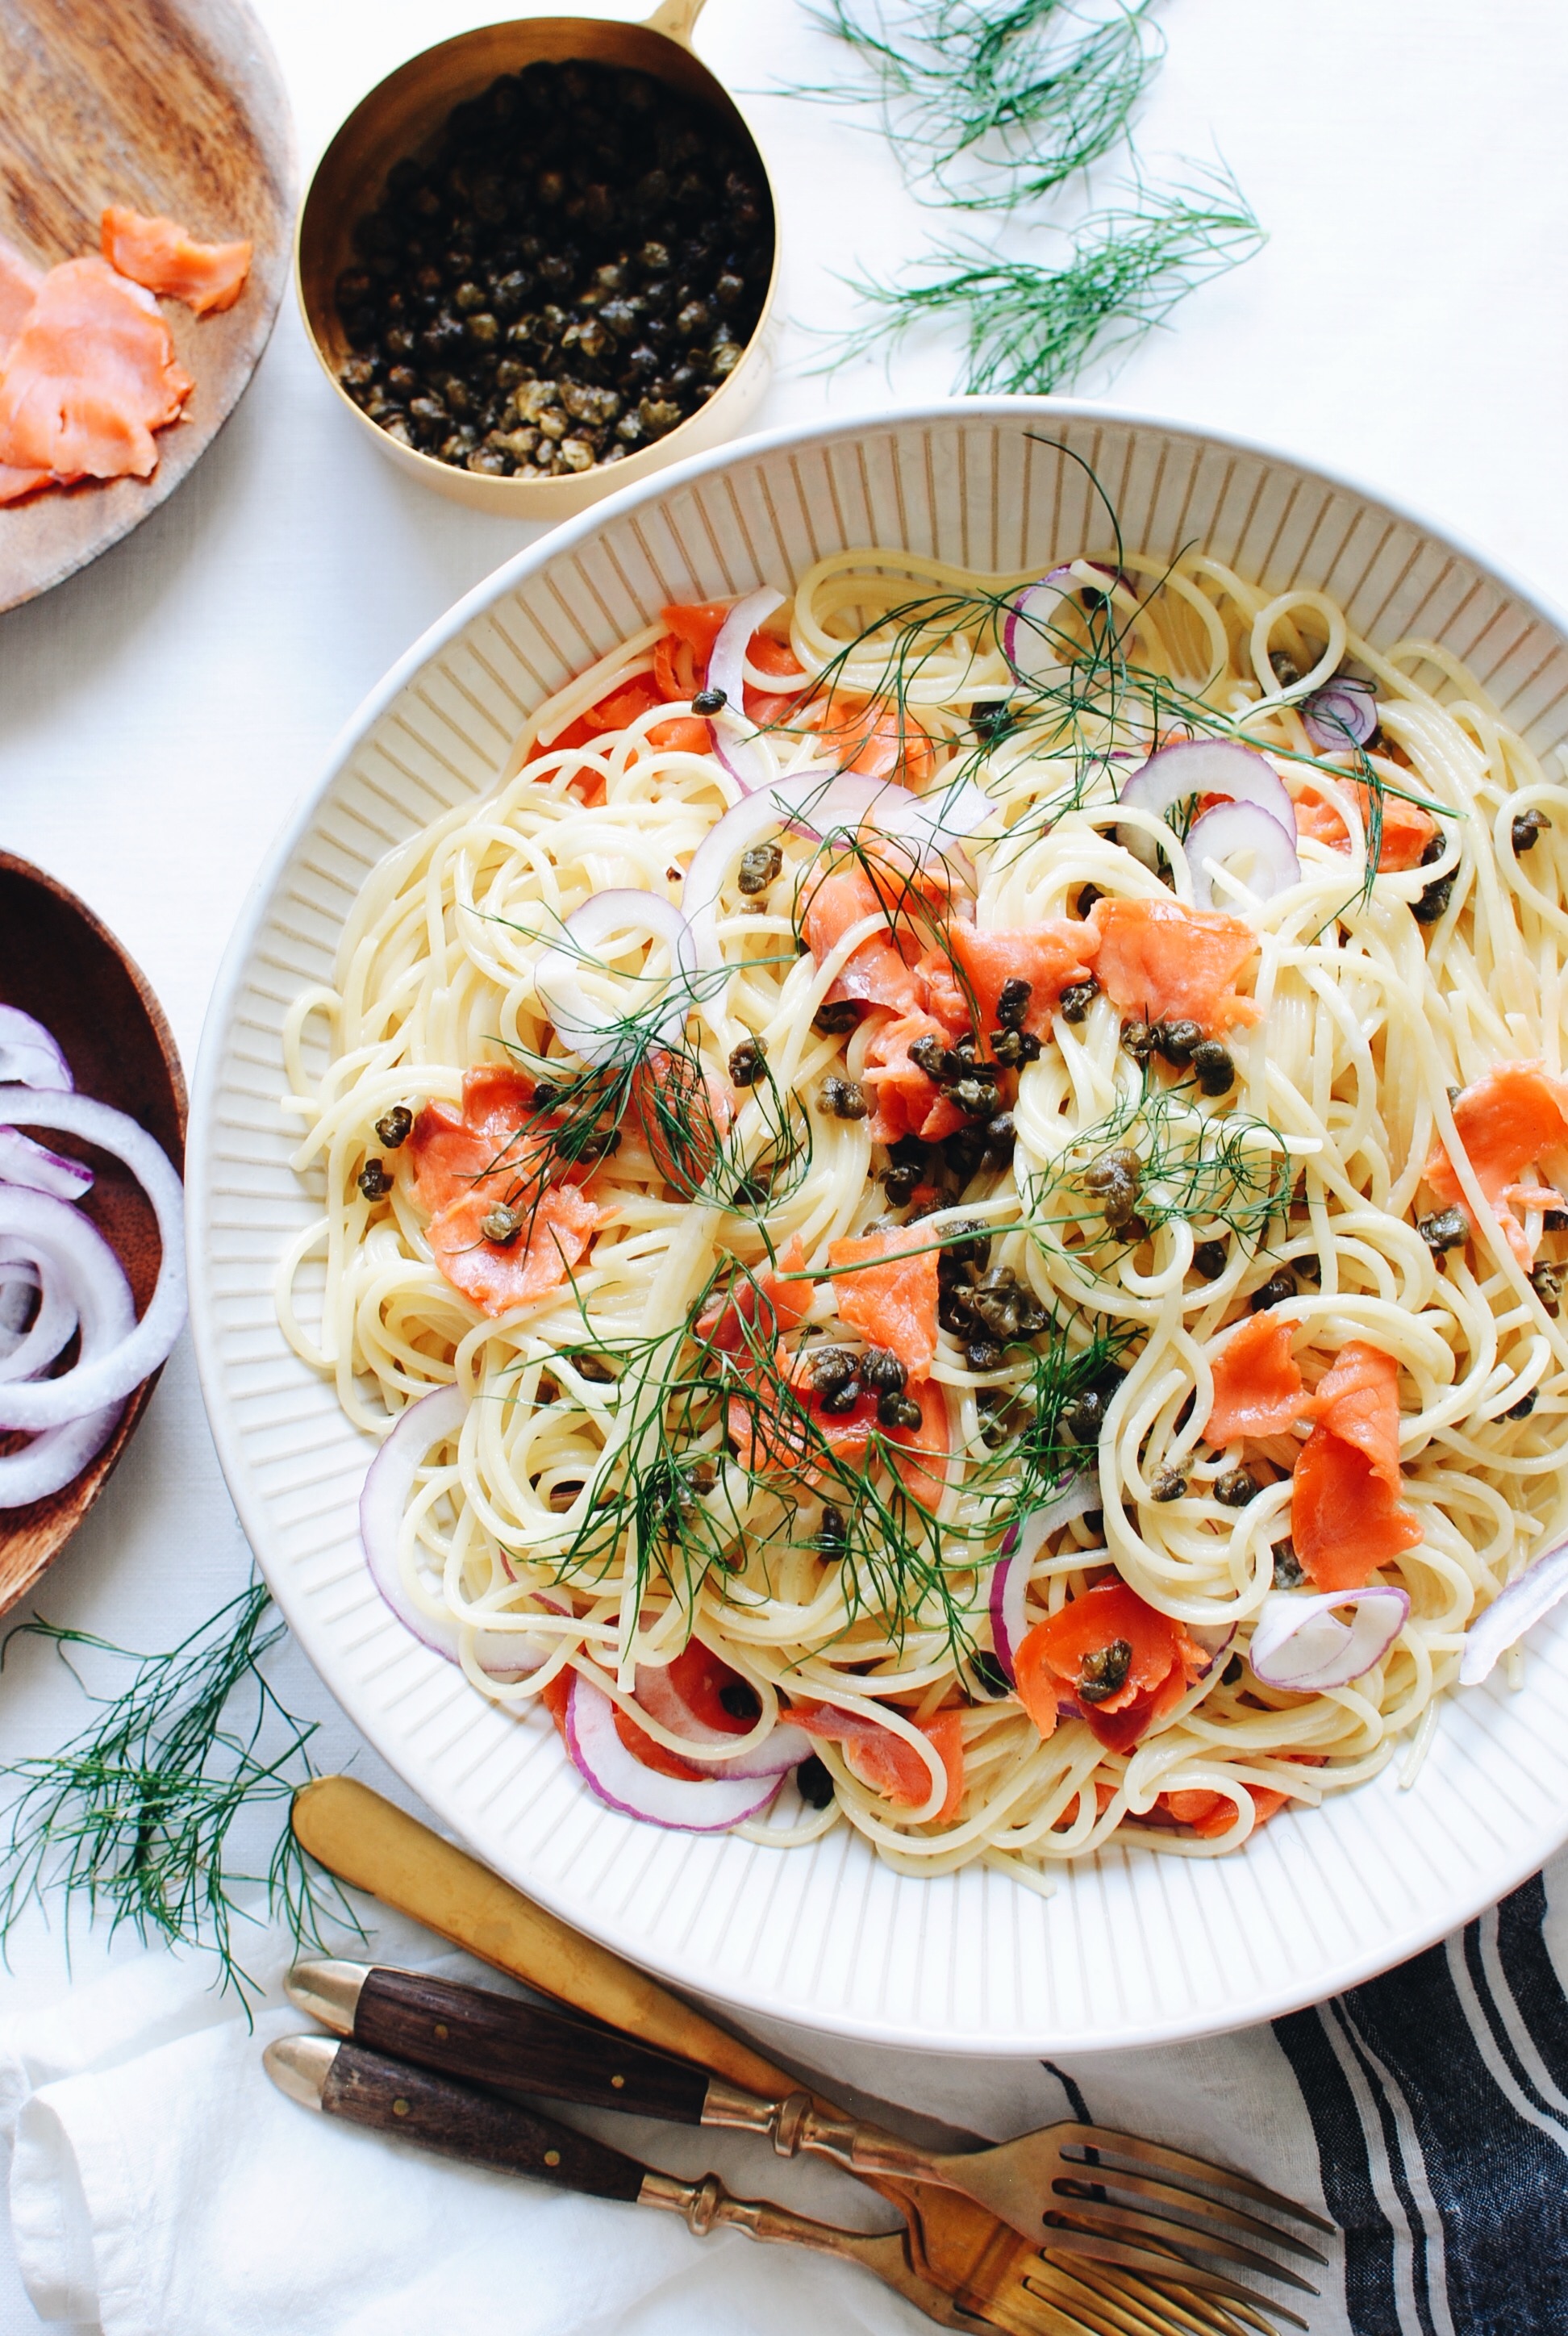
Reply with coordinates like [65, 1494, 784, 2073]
[0, 853, 186, 1615]
[0, 0, 295, 613]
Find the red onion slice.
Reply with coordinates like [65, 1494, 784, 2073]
[1300, 675, 1378, 752]
[705, 587, 786, 794]
[1188, 1621, 1237, 1679]
[1247, 1587, 1409, 1690]
[360, 1382, 552, 1679]
[990, 1474, 1099, 1684]
[0, 1126, 93, 1200]
[632, 1659, 814, 1777]
[0, 1007, 72, 1092]
[0, 1250, 78, 1388]
[1186, 801, 1302, 911]
[1118, 740, 1298, 870]
[564, 1673, 782, 1830]
[0, 1089, 184, 1429]
[1003, 569, 1077, 685]
[0, 1194, 133, 1508]
[1460, 1540, 1568, 1685]
[535, 891, 698, 1066]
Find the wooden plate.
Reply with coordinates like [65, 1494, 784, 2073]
[0, 0, 295, 614]
[0, 855, 186, 1616]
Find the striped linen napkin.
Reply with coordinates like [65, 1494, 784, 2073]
[1, 1858, 1563, 2335]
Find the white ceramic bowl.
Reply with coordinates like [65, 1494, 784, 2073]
[190, 399, 1568, 2054]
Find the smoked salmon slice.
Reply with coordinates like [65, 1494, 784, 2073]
[1424, 1059, 1568, 1268]
[426, 1180, 605, 1316]
[0, 257, 191, 480]
[945, 919, 1099, 1040]
[1291, 1341, 1420, 1590]
[1205, 1312, 1316, 1445]
[827, 1223, 939, 1382]
[801, 859, 923, 1016]
[408, 1065, 544, 1213]
[0, 464, 51, 505]
[1015, 1581, 1207, 1754]
[861, 1010, 967, 1144]
[101, 206, 252, 316]
[696, 1235, 814, 1352]
[791, 1701, 964, 1817]
[1295, 780, 1437, 873]
[1086, 895, 1261, 1032]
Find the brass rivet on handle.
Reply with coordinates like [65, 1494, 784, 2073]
[611, 2074, 626, 2089]
[393, 2098, 410, 2117]
[544, 2149, 561, 2167]
[434, 2023, 449, 2040]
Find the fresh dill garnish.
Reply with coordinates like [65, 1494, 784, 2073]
[791, 0, 1161, 207]
[0, 1584, 355, 2009]
[837, 167, 1266, 394]
[1025, 1071, 1295, 1260]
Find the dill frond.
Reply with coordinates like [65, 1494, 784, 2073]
[0, 1584, 356, 2011]
[794, 0, 1161, 207]
[838, 167, 1266, 394]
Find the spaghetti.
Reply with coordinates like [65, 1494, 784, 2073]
[277, 519, 1568, 1878]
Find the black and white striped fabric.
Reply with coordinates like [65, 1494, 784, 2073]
[1275, 1873, 1568, 2335]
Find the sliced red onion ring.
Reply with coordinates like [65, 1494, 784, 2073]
[989, 1474, 1099, 1684]
[535, 890, 698, 1066]
[0, 1126, 93, 1200]
[1247, 1587, 1410, 1690]
[564, 1673, 782, 1830]
[1460, 1539, 1568, 1685]
[704, 587, 786, 793]
[1118, 740, 1297, 871]
[1003, 568, 1077, 686]
[1300, 675, 1378, 752]
[360, 1382, 552, 1679]
[0, 1090, 184, 1429]
[0, 1194, 132, 1508]
[1186, 801, 1302, 911]
[632, 1658, 814, 1777]
[0, 1251, 78, 1388]
[0, 1007, 72, 1092]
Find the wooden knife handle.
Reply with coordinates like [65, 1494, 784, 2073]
[355, 1966, 712, 2123]
[322, 2041, 647, 2202]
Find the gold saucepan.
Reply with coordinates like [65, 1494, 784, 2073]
[296, 0, 779, 517]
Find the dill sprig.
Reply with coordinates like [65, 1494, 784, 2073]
[0, 1584, 354, 2009]
[794, 0, 1161, 207]
[1026, 1071, 1295, 1262]
[838, 167, 1266, 394]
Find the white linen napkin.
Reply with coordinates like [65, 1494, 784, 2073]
[4, 1854, 1565, 2336]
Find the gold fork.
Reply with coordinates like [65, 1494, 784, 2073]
[291, 1779, 1323, 2336]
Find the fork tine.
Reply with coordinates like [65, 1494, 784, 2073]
[1046, 2199, 1320, 2294]
[1056, 2127, 1332, 2235]
[1034, 2226, 1312, 2330]
[1052, 2166, 1328, 2263]
[1029, 2257, 1206, 2336]
[1043, 2257, 1269, 2336]
[1018, 2260, 1163, 2336]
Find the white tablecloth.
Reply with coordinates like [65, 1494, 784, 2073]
[2, 2, 1566, 2327]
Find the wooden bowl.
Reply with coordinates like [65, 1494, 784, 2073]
[0, 0, 294, 615]
[296, 0, 780, 518]
[0, 856, 186, 1616]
